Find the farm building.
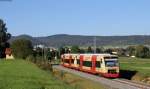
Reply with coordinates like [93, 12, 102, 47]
[5, 48, 14, 59]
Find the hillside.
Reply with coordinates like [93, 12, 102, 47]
[9, 34, 150, 47]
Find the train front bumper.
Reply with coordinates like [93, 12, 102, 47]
[102, 73, 120, 78]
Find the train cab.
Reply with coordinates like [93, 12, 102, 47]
[101, 55, 120, 78]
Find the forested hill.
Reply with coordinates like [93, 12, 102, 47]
[9, 34, 150, 47]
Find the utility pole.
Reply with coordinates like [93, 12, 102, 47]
[94, 36, 96, 53]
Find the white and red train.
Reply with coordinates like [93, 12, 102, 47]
[61, 53, 120, 78]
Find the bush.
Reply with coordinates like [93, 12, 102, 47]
[26, 55, 35, 62]
[126, 46, 136, 56]
[126, 45, 150, 58]
[135, 45, 150, 58]
[11, 39, 33, 59]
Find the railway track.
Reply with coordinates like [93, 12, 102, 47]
[113, 78, 150, 89]
[53, 65, 150, 89]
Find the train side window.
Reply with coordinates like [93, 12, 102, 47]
[64, 59, 70, 63]
[96, 61, 101, 68]
[77, 59, 80, 64]
[83, 61, 92, 67]
[71, 59, 74, 63]
[100, 59, 102, 63]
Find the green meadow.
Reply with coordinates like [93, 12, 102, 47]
[119, 57, 150, 83]
[120, 57, 150, 76]
[0, 59, 72, 89]
[0, 57, 150, 89]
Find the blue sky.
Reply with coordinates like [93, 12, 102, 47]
[0, 0, 150, 36]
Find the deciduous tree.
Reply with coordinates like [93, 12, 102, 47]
[135, 45, 150, 58]
[126, 46, 136, 56]
[71, 45, 80, 53]
[11, 39, 33, 59]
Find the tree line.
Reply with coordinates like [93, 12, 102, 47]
[10, 38, 150, 61]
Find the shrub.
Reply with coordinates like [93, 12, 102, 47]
[26, 55, 35, 62]
[135, 45, 150, 58]
[11, 39, 33, 59]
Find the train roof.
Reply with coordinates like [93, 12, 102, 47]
[63, 53, 117, 57]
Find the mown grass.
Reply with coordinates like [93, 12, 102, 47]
[119, 57, 150, 76]
[119, 57, 150, 83]
[0, 59, 72, 89]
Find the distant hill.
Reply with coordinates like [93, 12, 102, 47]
[10, 34, 41, 45]
[9, 34, 150, 47]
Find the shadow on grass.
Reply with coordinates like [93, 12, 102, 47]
[120, 70, 137, 80]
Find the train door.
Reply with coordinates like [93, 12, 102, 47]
[95, 57, 101, 73]
[69, 55, 72, 66]
[101, 57, 107, 73]
[79, 55, 84, 70]
[74, 56, 77, 67]
[92, 55, 96, 72]
[61, 55, 64, 65]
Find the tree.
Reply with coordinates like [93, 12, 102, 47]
[11, 39, 33, 59]
[58, 46, 68, 58]
[0, 19, 11, 58]
[87, 46, 93, 53]
[126, 46, 136, 56]
[71, 45, 80, 53]
[64, 47, 71, 53]
[135, 45, 150, 58]
[46, 49, 52, 61]
[79, 48, 85, 53]
[59, 47, 65, 55]
[104, 48, 113, 54]
[96, 47, 102, 53]
[35, 47, 42, 56]
[113, 48, 126, 56]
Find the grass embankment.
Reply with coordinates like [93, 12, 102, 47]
[0, 59, 72, 89]
[119, 57, 150, 83]
[52, 69, 106, 89]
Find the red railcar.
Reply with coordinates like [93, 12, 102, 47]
[61, 54, 119, 78]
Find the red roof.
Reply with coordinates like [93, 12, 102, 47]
[5, 48, 12, 55]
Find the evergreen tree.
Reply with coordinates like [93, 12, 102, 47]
[87, 46, 93, 53]
[0, 19, 11, 58]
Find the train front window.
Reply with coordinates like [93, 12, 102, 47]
[105, 60, 118, 67]
[104, 56, 118, 67]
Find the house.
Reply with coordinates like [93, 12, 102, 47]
[5, 48, 14, 59]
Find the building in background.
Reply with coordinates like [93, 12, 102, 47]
[5, 48, 14, 59]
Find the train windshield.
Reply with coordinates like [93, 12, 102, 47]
[104, 57, 119, 67]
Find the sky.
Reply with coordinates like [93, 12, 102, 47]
[0, 0, 150, 37]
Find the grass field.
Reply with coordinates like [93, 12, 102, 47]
[0, 59, 72, 89]
[119, 57, 150, 83]
[1, 57, 149, 89]
[119, 57, 150, 76]
[53, 69, 106, 89]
